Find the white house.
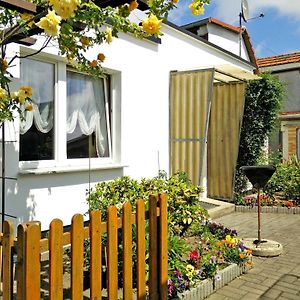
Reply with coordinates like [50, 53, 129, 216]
[1, 12, 258, 230]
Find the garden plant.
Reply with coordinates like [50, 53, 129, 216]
[87, 172, 253, 298]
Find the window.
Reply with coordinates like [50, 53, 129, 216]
[19, 57, 112, 165]
[19, 58, 55, 161]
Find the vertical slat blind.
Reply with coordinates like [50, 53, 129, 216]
[208, 82, 246, 200]
[170, 70, 214, 185]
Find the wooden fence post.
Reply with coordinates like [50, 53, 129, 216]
[90, 210, 102, 300]
[25, 222, 41, 300]
[148, 195, 158, 300]
[49, 219, 63, 300]
[107, 206, 118, 300]
[16, 224, 26, 300]
[71, 214, 84, 300]
[158, 194, 168, 300]
[2, 220, 14, 300]
[122, 202, 133, 300]
[136, 199, 146, 300]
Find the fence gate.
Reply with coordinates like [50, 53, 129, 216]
[0, 194, 168, 300]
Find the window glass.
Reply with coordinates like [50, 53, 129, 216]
[19, 58, 55, 161]
[66, 71, 110, 159]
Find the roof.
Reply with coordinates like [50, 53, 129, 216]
[182, 17, 258, 69]
[257, 52, 300, 68]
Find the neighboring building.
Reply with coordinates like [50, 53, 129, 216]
[182, 17, 258, 70]
[1, 13, 257, 229]
[258, 52, 300, 160]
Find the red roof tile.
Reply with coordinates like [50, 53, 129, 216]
[257, 52, 300, 68]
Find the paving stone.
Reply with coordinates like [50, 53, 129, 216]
[212, 213, 300, 300]
[280, 292, 300, 300]
[261, 288, 282, 298]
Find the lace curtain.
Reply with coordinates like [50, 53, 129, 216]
[66, 71, 108, 157]
[19, 58, 54, 134]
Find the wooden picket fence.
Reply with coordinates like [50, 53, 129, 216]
[0, 194, 168, 300]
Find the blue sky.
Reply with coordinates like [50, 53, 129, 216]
[168, 0, 300, 58]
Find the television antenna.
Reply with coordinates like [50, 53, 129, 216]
[239, 0, 264, 56]
[241, 0, 250, 23]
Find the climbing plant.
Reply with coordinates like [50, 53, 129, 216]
[234, 73, 285, 198]
[0, 0, 211, 123]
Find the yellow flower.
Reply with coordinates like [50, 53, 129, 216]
[186, 264, 195, 273]
[20, 86, 33, 98]
[25, 103, 33, 112]
[105, 28, 113, 44]
[129, 0, 139, 11]
[97, 53, 105, 62]
[16, 90, 26, 104]
[0, 87, 6, 100]
[80, 36, 91, 48]
[49, 0, 80, 20]
[0, 59, 8, 71]
[172, 0, 179, 4]
[189, 1, 205, 16]
[239, 253, 245, 259]
[20, 13, 35, 26]
[142, 14, 162, 35]
[90, 60, 97, 68]
[36, 10, 62, 37]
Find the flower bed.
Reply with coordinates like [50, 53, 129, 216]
[167, 220, 253, 298]
[176, 263, 248, 300]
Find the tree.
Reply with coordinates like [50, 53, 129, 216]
[234, 73, 285, 196]
[0, 0, 211, 123]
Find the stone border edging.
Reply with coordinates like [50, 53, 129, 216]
[177, 263, 247, 299]
[235, 205, 300, 214]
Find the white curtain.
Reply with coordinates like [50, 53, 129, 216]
[66, 71, 109, 157]
[19, 58, 54, 134]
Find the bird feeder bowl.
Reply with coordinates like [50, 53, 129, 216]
[240, 165, 282, 257]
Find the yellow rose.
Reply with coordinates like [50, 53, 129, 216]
[0, 87, 7, 100]
[105, 28, 113, 44]
[142, 14, 162, 35]
[189, 1, 205, 16]
[20, 13, 35, 26]
[36, 10, 62, 37]
[17, 90, 26, 104]
[80, 36, 91, 48]
[49, 0, 80, 19]
[25, 103, 33, 112]
[90, 60, 97, 68]
[20, 86, 33, 98]
[0, 59, 8, 71]
[97, 53, 105, 62]
[129, 0, 139, 11]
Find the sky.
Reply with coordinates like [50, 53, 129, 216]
[168, 0, 300, 58]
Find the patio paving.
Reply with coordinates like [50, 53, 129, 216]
[206, 212, 300, 300]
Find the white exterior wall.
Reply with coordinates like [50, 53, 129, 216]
[207, 24, 250, 61]
[1, 22, 254, 230]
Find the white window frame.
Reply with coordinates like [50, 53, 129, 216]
[18, 49, 121, 173]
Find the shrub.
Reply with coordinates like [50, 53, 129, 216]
[234, 73, 285, 197]
[87, 171, 208, 236]
[264, 156, 300, 201]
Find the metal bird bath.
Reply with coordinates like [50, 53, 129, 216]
[241, 165, 276, 245]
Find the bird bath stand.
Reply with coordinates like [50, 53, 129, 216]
[240, 165, 283, 257]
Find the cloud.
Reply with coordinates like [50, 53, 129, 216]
[212, 0, 300, 24]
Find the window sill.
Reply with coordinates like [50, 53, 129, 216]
[18, 163, 126, 175]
